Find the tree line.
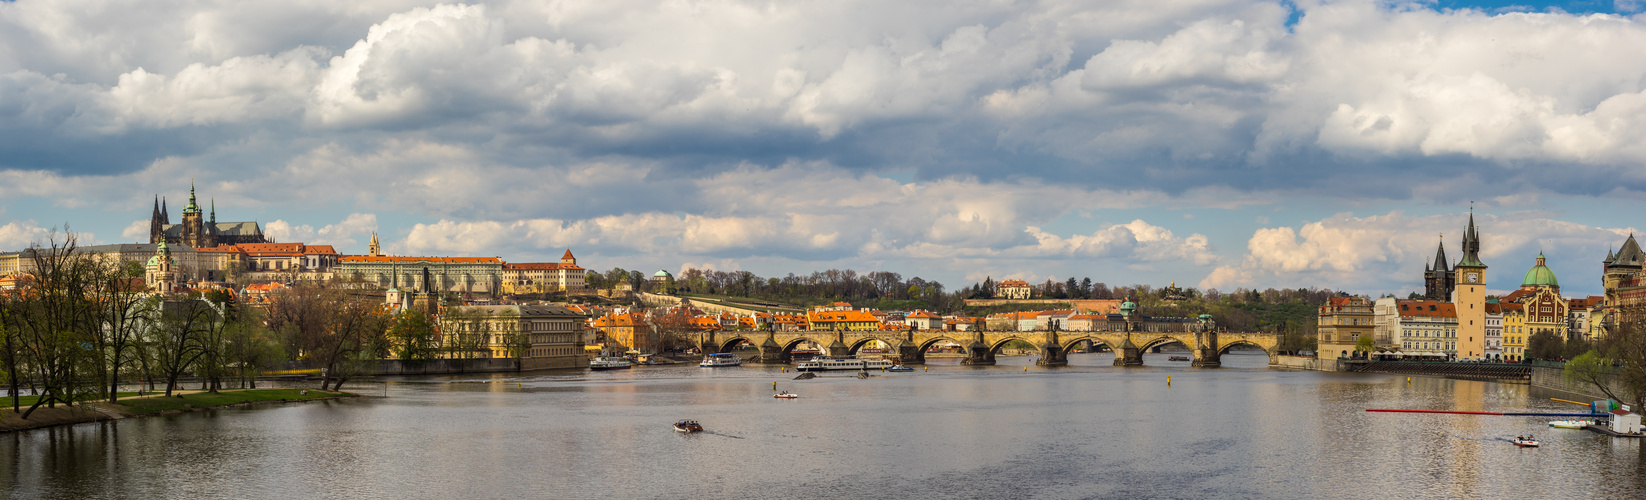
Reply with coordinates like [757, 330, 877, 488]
[0, 232, 537, 420]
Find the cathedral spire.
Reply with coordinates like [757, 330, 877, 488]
[161, 197, 169, 222]
[184, 181, 200, 214]
[210, 199, 216, 223]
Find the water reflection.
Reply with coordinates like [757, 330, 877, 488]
[2, 352, 1642, 499]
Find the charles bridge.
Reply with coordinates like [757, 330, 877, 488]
[694, 316, 1281, 368]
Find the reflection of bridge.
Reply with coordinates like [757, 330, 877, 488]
[697, 322, 1281, 368]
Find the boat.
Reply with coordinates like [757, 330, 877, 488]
[1549, 420, 1592, 429]
[590, 356, 633, 371]
[673, 420, 703, 433]
[699, 353, 743, 367]
[1512, 436, 1540, 447]
[774, 391, 799, 399]
[1168, 356, 1191, 362]
[886, 365, 914, 372]
[795, 358, 894, 372]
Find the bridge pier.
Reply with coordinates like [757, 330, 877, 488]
[1037, 329, 1066, 366]
[961, 340, 995, 365]
[1036, 344, 1067, 366]
[756, 336, 787, 364]
[1113, 339, 1143, 366]
[895, 341, 923, 365]
[1191, 348, 1221, 368]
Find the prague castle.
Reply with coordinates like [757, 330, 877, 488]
[149, 183, 266, 248]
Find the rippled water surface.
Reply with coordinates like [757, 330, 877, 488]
[3, 351, 1643, 499]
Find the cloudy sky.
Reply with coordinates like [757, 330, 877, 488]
[2, 0, 1645, 297]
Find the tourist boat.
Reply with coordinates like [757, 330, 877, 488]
[1168, 356, 1192, 362]
[795, 358, 894, 372]
[774, 391, 799, 399]
[699, 353, 742, 367]
[1549, 420, 1592, 429]
[590, 356, 633, 371]
[1512, 436, 1540, 447]
[886, 365, 914, 372]
[674, 420, 703, 433]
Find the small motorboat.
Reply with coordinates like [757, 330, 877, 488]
[1548, 420, 1590, 429]
[886, 365, 914, 372]
[673, 420, 703, 433]
[774, 391, 800, 399]
[1512, 436, 1540, 447]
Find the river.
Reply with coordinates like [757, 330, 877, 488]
[2, 351, 1643, 499]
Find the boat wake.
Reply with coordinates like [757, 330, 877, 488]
[702, 431, 744, 439]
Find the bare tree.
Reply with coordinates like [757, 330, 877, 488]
[153, 299, 215, 396]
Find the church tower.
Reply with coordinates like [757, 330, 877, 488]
[1423, 236, 1454, 301]
[149, 196, 166, 244]
[368, 232, 383, 256]
[179, 183, 204, 248]
[561, 249, 576, 266]
[1454, 211, 1488, 360]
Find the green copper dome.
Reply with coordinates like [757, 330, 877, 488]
[1521, 253, 1558, 288]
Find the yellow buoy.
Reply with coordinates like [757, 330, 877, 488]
[772, 381, 777, 390]
[1024, 366, 1028, 372]
[1167, 375, 1172, 384]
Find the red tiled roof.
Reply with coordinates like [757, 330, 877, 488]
[504, 262, 583, 270]
[303, 245, 337, 255]
[340, 256, 502, 264]
[562, 249, 575, 260]
[196, 245, 244, 253]
[1396, 300, 1456, 318]
[998, 280, 1031, 287]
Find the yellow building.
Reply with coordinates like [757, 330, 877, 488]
[438, 304, 588, 369]
[1501, 304, 1526, 362]
[807, 309, 882, 331]
[1318, 296, 1377, 359]
[1453, 213, 1488, 360]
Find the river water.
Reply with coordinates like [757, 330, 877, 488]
[2, 351, 1643, 499]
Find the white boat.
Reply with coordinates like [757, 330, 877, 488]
[1549, 420, 1592, 429]
[774, 391, 799, 399]
[795, 358, 894, 372]
[590, 357, 632, 371]
[886, 365, 914, 372]
[1512, 437, 1540, 447]
[699, 353, 742, 367]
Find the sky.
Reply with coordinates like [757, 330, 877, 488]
[2, 0, 1645, 298]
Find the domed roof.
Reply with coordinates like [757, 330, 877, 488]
[653, 269, 673, 278]
[1522, 253, 1558, 288]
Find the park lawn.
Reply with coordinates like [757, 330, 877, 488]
[117, 388, 349, 415]
[2, 391, 143, 408]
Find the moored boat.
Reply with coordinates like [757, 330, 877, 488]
[795, 358, 893, 372]
[699, 353, 742, 367]
[886, 365, 914, 372]
[1549, 420, 1591, 429]
[591, 356, 633, 370]
[674, 420, 703, 433]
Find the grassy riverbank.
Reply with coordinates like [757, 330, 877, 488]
[0, 388, 353, 433]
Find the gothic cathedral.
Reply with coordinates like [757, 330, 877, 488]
[149, 183, 268, 248]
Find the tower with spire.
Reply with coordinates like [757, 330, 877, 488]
[368, 232, 383, 256]
[1423, 235, 1455, 301]
[1453, 209, 1488, 360]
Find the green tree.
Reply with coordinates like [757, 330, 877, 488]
[1355, 335, 1375, 354]
[1527, 331, 1565, 360]
[388, 312, 438, 362]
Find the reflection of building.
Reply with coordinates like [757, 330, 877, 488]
[1318, 296, 1376, 359]
[501, 250, 586, 294]
[996, 280, 1032, 299]
[149, 184, 266, 248]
